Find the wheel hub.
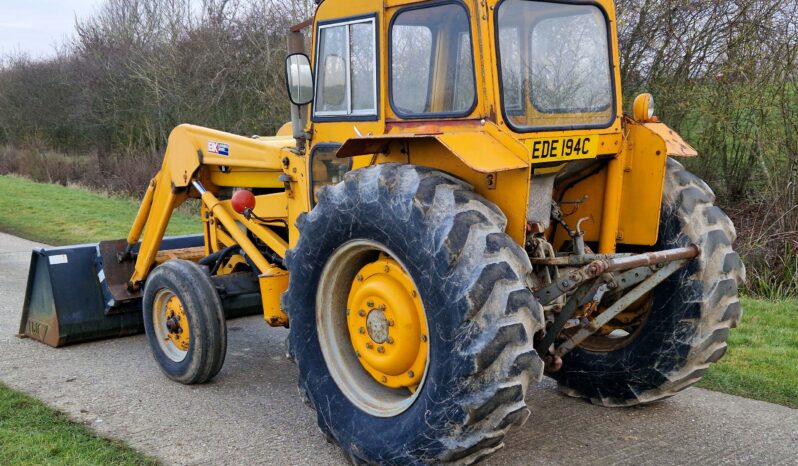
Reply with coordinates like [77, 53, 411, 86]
[366, 308, 389, 344]
[347, 257, 428, 390]
[164, 296, 190, 352]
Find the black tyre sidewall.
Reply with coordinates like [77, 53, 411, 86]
[143, 260, 226, 384]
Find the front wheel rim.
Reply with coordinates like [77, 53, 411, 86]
[152, 289, 190, 362]
[316, 240, 430, 418]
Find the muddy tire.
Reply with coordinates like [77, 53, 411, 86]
[551, 158, 745, 406]
[283, 164, 545, 464]
[143, 259, 227, 384]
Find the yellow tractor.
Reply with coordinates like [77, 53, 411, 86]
[19, 0, 744, 463]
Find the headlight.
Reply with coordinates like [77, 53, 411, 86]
[633, 93, 655, 122]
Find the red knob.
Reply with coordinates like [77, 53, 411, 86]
[231, 189, 256, 214]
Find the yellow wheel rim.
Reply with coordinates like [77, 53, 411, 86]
[152, 289, 191, 362]
[346, 257, 428, 391]
[316, 239, 430, 417]
[165, 296, 191, 351]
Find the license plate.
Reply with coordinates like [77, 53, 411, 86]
[527, 136, 599, 162]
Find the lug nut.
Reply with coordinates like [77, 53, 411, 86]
[386, 337, 394, 344]
[381, 376, 387, 383]
[366, 342, 373, 349]
[411, 290, 417, 298]
[377, 346, 385, 353]
[388, 319, 395, 327]
[358, 309, 366, 317]
[356, 274, 363, 281]
[407, 370, 415, 378]
[421, 335, 427, 342]
[366, 300, 374, 307]
[378, 304, 386, 311]
[358, 327, 366, 334]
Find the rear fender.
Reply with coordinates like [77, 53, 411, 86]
[335, 122, 529, 174]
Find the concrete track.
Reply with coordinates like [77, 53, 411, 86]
[0, 232, 795, 465]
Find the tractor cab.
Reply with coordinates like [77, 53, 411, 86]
[286, 0, 657, 251]
[295, 0, 623, 141]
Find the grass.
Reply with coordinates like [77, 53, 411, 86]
[0, 383, 158, 465]
[697, 297, 798, 408]
[0, 175, 199, 246]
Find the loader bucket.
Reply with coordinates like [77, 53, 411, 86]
[18, 235, 204, 347]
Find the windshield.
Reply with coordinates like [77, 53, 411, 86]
[496, 0, 614, 130]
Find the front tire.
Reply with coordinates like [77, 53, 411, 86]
[551, 158, 745, 406]
[143, 259, 227, 384]
[283, 164, 545, 465]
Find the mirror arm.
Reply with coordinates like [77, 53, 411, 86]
[290, 103, 310, 154]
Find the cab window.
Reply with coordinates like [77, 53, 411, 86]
[315, 17, 377, 118]
[497, 0, 614, 130]
[390, 3, 476, 117]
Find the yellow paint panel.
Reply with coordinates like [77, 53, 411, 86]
[259, 269, 289, 327]
[208, 169, 282, 189]
[434, 132, 527, 173]
[643, 122, 698, 157]
[337, 130, 528, 174]
[617, 121, 669, 246]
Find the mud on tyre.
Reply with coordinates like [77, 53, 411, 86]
[551, 158, 745, 406]
[283, 164, 545, 464]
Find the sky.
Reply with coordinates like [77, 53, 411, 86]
[0, 0, 104, 58]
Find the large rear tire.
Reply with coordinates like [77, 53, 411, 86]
[283, 164, 545, 464]
[551, 158, 745, 406]
[143, 259, 227, 384]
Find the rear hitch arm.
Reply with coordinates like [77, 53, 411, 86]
[533, 245, 699, 305]
[533, 245, 700, 368]
[554, 258, 690, 358]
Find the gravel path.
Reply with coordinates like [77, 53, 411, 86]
[0, 231, 795, 465]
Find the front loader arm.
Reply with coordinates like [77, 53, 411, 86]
[123, 124, 292, 291]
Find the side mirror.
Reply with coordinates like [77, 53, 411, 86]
[285, 53, 313, 106]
